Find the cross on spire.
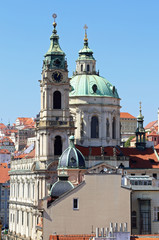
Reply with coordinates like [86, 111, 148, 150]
[84, 24, 88, 40]
[52, 13, 57, 23]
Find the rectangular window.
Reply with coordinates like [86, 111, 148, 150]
[1, 190, 4, 196]
[22, 211, 24, 225]
[17, 210, 19, 224]
[131, 211, 137, 228]
[154, 207, 159, 221]
[73, 198, 79, 210]
[27, 212, 29, 227]
[153, 173, 157, 179]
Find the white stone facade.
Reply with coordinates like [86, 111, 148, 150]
[70, 96, 120, 146]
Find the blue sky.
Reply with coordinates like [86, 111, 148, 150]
[0, 0, 159, 126]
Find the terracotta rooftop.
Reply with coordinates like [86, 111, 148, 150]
[0, 149, 10, 154]
[14, 148, 35, 160]
[0, 163, 10, 183]
[16, 117, 35, 126]
[148, 130, 159, 137]
[49, 234, 159, 240]
[145, 120, 158, 130]
[120, 112, 136, 119]
[76, 145, 159, 169]
[0, 123, 6, 130]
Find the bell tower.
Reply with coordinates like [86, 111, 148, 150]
[36, 14, 74, 168]
[136, 102, 146, 150]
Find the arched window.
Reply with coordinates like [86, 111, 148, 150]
[112, 117, 116, 139]
[54, 135, 62, 155]
[91, 116, 99, 138]
[53, 91, 61, 109]
[106, 118, 110, 137]
[43, 92, 45, 109]
[81, 64, 83, 72]
[87, 64, 90, 72]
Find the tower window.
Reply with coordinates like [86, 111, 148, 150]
[53, 91, 61, 109]
[112, 117, 116, 139]
[87, 64, 90, 72]
[54, 135, 62, 155]
[106, 118, 110, 137]
[81, 64, 83, 72]
[91, 116, 99, 138]
[43, 92, 45, 109]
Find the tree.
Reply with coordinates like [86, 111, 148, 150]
[124, 136, 135, 147]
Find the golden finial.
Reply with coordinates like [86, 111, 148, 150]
[52, 13, 57, 28]
[139, 101, 142, 112]
[84, 24, 88, 40]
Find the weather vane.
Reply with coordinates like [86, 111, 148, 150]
[52, 13, 57, 23]
[84, 24, 88, 40]
[139, 101, 142, 109]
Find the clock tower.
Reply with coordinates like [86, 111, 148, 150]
[36, 14, 74, 168]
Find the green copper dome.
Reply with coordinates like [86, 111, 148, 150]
[70, 74, 119, 98]
[70, 25, 119, 99]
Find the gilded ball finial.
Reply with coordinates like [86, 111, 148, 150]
[52, 13, 57, 28]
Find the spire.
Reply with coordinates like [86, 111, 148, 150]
[138, 101, 144, 119]
[43, 14, 66, 70]
[77, 24, 94, 61]
[136, 101, 146, 150]
[84, 24, 88, 47]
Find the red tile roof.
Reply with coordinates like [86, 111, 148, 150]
[148, 130, 159, 137]
[16, 117, 35, 127]
[145, 120, 158, 130]
[50, 234, 159, 240]
[0, 123, 6, 130]
[0, 136, 14, 145]
[49, 234, 95, 240]
[121, 147, 159, 169]
[14, 148, 35, 159]
[76, 145, 114, 157]
[76, 145, 159, 169]
[120, 112, 136, 119]
[0, 163, 10, 183]
[0, 149, 10, 154]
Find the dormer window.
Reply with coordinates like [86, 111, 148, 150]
[92, 84, 97, 93]
[87, 64, 90, 72]
[81, 64, 83, 72]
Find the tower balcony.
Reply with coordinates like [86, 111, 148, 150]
[36, 118, 74, 129]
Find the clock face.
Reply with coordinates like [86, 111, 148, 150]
[52, 71, 63, 82]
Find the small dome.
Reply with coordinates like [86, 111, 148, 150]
[69, 74, 119, 98]
[50, 178, 74, 198]
[58, 136, 85, 169]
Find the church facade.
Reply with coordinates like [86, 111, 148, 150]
[8, 15, 121, 240]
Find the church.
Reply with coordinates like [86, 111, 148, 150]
[8, 15, 159, 240]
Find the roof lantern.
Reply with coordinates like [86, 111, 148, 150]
[58, 136, 86, 169]
[50, 172, 74, 198]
